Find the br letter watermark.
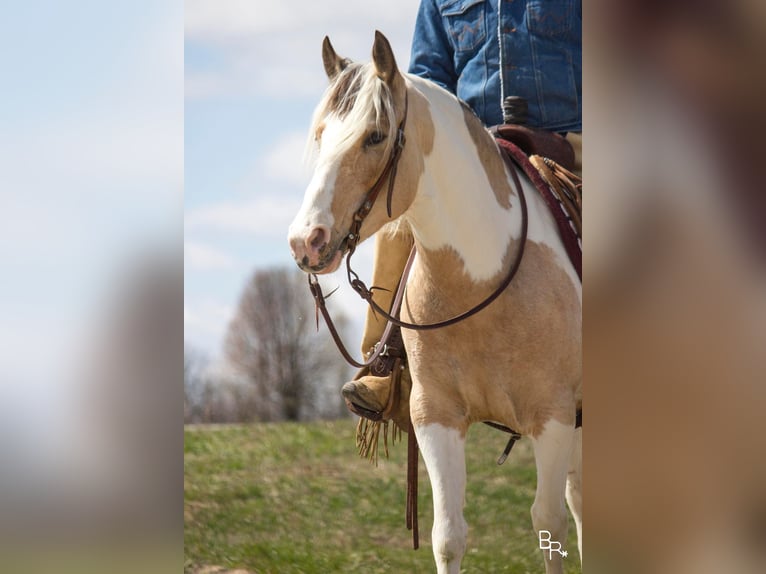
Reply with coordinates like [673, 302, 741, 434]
[539, 530, 568, 559]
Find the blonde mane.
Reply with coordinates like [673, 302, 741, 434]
[308, 62, 398, 162]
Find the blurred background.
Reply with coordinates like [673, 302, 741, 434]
[0, 0, 764, 572]
[585, 1, 766, 572]
[1, 0, 183, 572]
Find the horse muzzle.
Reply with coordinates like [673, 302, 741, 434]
[288, 224, 344, 274]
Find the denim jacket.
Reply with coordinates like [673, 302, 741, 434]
[409, 0, 581, 132]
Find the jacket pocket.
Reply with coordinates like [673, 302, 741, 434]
[526, 0, 578, 40]
[441, 0, 487, 53]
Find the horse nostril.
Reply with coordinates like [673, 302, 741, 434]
[307, 226, 329, 254]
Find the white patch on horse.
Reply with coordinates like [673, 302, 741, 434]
[415, 423, 468, 574]
[530, 419, 577, 572]
[288, 119, 344, 237]
[404, 76, 514, 283]
[566, 427, 583, 561]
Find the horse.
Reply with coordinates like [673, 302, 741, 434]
[287, 31, 582, 574]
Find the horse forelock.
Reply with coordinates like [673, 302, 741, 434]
[325, 62, 365, 118]
[309, 63, 399, 162]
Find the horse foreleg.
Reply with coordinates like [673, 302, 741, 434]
[531, 419, 576, 574]
[415, 423, 468, 574]
[566, 427, 583, 564]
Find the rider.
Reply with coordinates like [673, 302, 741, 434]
[341, 0, 582, 428]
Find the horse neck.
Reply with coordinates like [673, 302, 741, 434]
[403, 79, 520, 284]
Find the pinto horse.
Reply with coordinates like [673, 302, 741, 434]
[288, 32, 582, 574]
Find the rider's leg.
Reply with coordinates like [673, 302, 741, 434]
[341, 227, 413, 426]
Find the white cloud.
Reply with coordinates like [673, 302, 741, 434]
[185, 1, 415, 43]
[184, 300, 235, 355]
[185, 1, 290, 39]
[184, 39, 331, 101]
[184, 241, 238, 270]
[260, 131, 313, 185]
[185, 195, 302, 236]
[185, 0, 418, 101]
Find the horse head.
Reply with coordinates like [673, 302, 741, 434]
[288, 32, 416, 274]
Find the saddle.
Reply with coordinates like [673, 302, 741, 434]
[490, 123, 576, 172]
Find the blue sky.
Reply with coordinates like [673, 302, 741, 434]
[184, 1, 421, 360]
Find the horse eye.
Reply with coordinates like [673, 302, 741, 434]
[364, 131, 386, 147]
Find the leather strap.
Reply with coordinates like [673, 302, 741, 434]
[349, 152, 527, 330]
[406, 417, 419, 549]
[308, 243, 416, 369]
[486, 408, 582, 466]
[339, 94, 409, 256]
[529, 154, 582, 243]
[307, 95, 410, 369]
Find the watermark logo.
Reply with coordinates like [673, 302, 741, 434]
[539, 530, 568, 559]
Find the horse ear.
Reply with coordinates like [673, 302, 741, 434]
[372, 30, 399, 84]
[322, 36, 348, 81]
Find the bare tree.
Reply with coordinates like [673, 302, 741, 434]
[224, 267, 351, 422]
[184, 343, 208, 423]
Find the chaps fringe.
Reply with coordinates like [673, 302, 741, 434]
[356, 417, 402, 465]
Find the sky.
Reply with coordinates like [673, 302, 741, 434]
[184, 0, 421, 361]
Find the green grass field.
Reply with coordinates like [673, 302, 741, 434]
[184, 420, 580, 573]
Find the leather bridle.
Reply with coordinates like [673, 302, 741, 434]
[338, 93, 409, 257]
[308, 91, 528, 368]
[308, 92, 410, 369]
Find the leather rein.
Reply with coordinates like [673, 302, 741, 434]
[308, 92, 528, 367]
